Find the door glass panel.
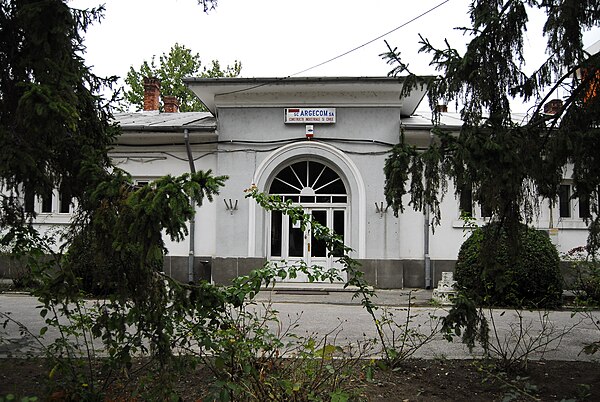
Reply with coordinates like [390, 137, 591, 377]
[311, 210, 327, 257]
[270, 211, 282, 257]
[333, 210, 345, 257]
[288, 218, 304, 257]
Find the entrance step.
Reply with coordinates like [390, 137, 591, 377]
[256, 284, 433, 306]
[262, 282, 368, 295]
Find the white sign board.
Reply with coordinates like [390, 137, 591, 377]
[285, 108, 336, 123]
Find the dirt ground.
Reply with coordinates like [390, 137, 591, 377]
[1, 358, 599, 401]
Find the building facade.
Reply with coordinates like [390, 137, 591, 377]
[9, 77, 591, 288]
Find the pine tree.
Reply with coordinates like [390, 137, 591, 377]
[0, 2, 229, 386]
[0, 0, 118, 227]
[383, 0, 600, 253]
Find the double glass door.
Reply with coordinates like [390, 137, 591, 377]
[269, 207, 346, 282]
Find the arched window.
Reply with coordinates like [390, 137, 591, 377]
[269, 160, 347, 204]
[249, 141, 366, 261]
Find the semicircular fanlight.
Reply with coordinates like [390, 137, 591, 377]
[269, 161, 347, 204]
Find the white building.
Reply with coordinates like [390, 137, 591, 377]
[13, 77, 591, 288]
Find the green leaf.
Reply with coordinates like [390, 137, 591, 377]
[215, 356, 225, 370]
[582, 341, 600, 355]
[122, 43, 241, 112]
[314, 344, 339, 358]
[365, 365, 374, 382]
[330, 390, 350, 402]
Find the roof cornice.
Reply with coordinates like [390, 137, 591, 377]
[184, 76, 432, 117]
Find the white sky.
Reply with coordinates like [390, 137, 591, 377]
[70, 0, 599, 112]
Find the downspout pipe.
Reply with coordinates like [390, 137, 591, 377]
[184, 128, 196, 283]
[424, 207, 431, 289]
[424, 129, 434, 289]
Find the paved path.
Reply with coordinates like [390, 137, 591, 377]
[1, 291, 599, 362]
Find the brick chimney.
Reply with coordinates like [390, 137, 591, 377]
[163, 95, 180, 113]
[143, 77, 161, 112]
[543, 99, 563, 115]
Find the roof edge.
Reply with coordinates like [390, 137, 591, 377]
[118, 125, 216, 132]
[183, 76, 420, 85]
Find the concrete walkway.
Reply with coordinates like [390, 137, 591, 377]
[1, 290, 599, 362]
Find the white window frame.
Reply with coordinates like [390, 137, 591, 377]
[457, 187, 492, 219]
[28, 189, 75, 215]
[134, 178, 154, 188]
[558, 182, 593, 221]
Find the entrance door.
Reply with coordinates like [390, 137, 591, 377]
[270, 207, 346, 282]
[268, 160, 349, 282]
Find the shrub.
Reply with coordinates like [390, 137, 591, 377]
[564, 246, 600, 306]
[455, 222, 563, 308]
[11, 267, 41, 290]
[2, 256, 42, 291]
[62, 227, 121, 296]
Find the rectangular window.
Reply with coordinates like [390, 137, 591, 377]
[480, 202, 493, 218]
[579, 193, 591, 219]
[459, 187, 473, 215]
[21, 184, 75, 215]
[41, 192, 53, 213]
[457, 186, 490, 218]
[558, 183, 596, 219]
[24, 191, 35, 213]
[59, 197, 71, 213]
[59, 187, 72, 214]
[559, 184, 571, 218]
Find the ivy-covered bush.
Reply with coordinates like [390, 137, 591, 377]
[455, 222, 563, 308]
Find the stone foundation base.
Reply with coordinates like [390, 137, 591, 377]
[0, 254, 580, 290]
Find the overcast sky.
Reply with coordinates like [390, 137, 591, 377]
[70, 0, 599, 111]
